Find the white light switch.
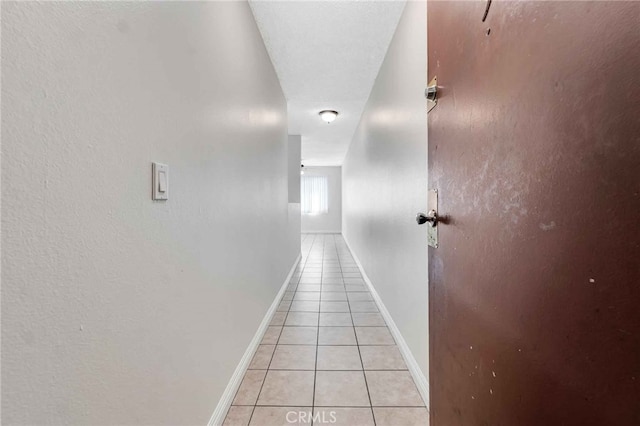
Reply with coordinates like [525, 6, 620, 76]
[158, 171, 167, 192]
[152, 162, 168, 200]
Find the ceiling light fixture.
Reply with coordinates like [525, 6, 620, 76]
[319, 110, 339, 123]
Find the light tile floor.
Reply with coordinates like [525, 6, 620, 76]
[224, 234, 429, 426]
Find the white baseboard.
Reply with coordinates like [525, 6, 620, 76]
[342, 235, 430, 412]
[208, 253, 302, 426]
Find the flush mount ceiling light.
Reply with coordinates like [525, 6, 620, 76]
[319, 110, 339, 123]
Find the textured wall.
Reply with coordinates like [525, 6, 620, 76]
[342, 1, 428, 377]
[1, 2, 296, 424]
[288, 135, 302, 255]
[301, 166, 342, 233]
[288, 135, 302, 203]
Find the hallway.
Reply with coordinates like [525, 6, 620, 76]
[224, 234, 428, 426]
[2, 0, 639, 424]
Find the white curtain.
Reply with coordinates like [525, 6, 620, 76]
[301, 176, 328, 215]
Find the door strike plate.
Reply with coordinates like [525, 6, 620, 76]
[427, 189, 438, 248]
[426, 76, 437, 113]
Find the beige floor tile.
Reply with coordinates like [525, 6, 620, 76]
[321, 285, 346, 292]
[250, 407, 312, 425]
[352, 313, 386, 327]
[373, 407, 429, 426]
[232, 370, 266, 405]
[318, 327, 357, 345]
[365, 371, 424, 406]
[346, 285, 368, 292]
[316, 346, 362, 370]
[314, 371, 370, 407]
[294, 292, 321, 301]
[278, 326, 318, 345]
[320, 301, 350, 312]
[343, 276, 363, 281]
[223, 406, 253, 426]
[248, 345, 276, 370]
[321, 292, 348, 301]
[257, 371, 315, 406]
[350, 302, 379, 313]
[277, 300, 292, 312]
[347, 292, 373, 302]
[359, 345, 407, 370]
[270, 345, 316, 370]
[299, 279, 322, 284]
[355, 327, 395, 345]
[297, 285, 322, 292]
[290, 301, 320, 312]
[285, 312, 319, 326]
[270, 312, 287, 326]
[261, 326, 282, 345]
[313, 408, 375, 426]
[231, 235, 428, 423]
[319, 312, 352, 326]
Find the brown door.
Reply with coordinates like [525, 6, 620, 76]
[427, 1, 640, 425]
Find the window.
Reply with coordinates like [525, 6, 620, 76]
[301, 175, 328, 215]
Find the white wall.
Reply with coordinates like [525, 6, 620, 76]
[288, 135, 302, 251]
[301, 166, 342, 233]
[342, 1, 429, 378]
[1, 2, 298, 424]
[288, 135, 302, 204]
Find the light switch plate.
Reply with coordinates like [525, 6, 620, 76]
[152, 162, 168, 200]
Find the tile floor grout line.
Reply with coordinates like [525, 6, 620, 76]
[225, 235, 426, 425]
[339, 236, 377, 426]
[246, 234, 315, 425]
[315, 236, 326, 395]
[311, 234, 326, 421]
[230, 236, 309, 424]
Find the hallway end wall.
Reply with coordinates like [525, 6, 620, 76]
[1, 2, 297, 424]
[301, 166, 342, 234]
[342, 1, 428, 378]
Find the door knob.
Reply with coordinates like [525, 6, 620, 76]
[416, 210, 438, 227]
